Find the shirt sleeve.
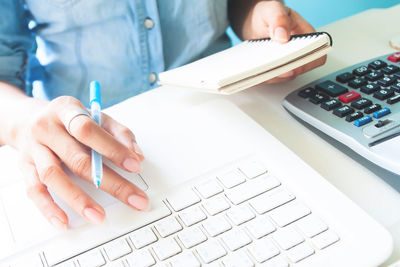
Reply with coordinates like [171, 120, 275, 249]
[0, 0, 35, 91]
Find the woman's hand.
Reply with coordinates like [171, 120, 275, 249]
[12, 96, 147, 229]
[231, 0, 327, 84]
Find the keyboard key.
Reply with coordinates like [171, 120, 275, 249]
[387, 94, 400, 104]
[126, 249, 156, 267]
[152, 237, 182, 260]
[77, 249, 106, 267]
[382, 65, 400, 75]
[129, 227, 158, 249]
[348, 77, 367, 88]
[166, 189, 201, 211]
[225, 174, 280, 205]
[391, 82, 400, 92]
[195, 179, 223, 199]
[177, 226, 207, 248]
[354, 116, 372, 127]
[338, 91, 361, 103]
[202, 215, 232, 237]
[249, 187, 295, 214]
[248, 238, 280, 263]
[336, 72, 354, 83]
[226, 205, 255, 225]
[103, 238, 132, 261]
[374, 88, 395, 100]
[217, 169, 246, 188]
[364, 104, 381, 114]
[365, 71, 383, 81]
[333, 105, 354, 118]
[309, 92, 329, 104]
[360, 83, 380, 94]
[178, 205, 207, 226]
[352, 66, 370, 76]
[378, 76, 397, 87]
[296, 215, 328, 238]
[154, 216, 183, 237]
[373, 107, 391, 119]
[272, 226, 304, 250]
[263, 256, 289, 267]
[312, 230, 340, 249]
[315, 80, 348, 97]
[239, 160, 268, 178]
[351, 98, 372, 109]
[222, 250, 254, 267]
[221, 228, 252, 251]
[245, 216, 276, 239]
[269, 201, 311, 227]
[321, 99, 341, 111]
[196, 239, 227, 263]
[202, 194, 230, 215]
[286, 243, 315, 263]
[345, 112, 363, 122]
[298, 87, 316, 98]
[388, 52, 400, 63]
[368, 60, 387, 70]
[169, 251, 200, 267]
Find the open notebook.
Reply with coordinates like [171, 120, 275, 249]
[158, 32, 333, 94]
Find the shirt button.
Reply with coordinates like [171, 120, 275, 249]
[144, 17, 154, 29]
[148, 72, 157, 84]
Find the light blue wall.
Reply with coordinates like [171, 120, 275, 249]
[228, 1, 399, 44]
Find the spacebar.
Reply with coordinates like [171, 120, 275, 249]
[44, 200, 171, 266]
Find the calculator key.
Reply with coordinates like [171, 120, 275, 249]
[365, 71, 383, 81]
[364, 104, 381, 114]
[338, 91, 361, 103]
[315, 80, 348, 97]
[352, 66, 370, 76]
[298, 87, 316, 98]
[378, 76, 397, 87]
[333, 105, 354, 118]
[345, 112, 363, 122]
[373, 88, 395, 100]
[391, 82, 400, 92]
[348, 77, 367, 88]
[394, 72, 400, 80]
[336, 72, 354, 83]
[351, 98, 372, 109]
[321, 99, 341, 111]
[354, 116, 372, 127]
[388, 52, 400, 63]
[309, 92, 329, 104]
[360, 83, 380, 94]
[387, 95, 400, 104]
[381, 65, 400, 75]
[368, 60, 387, 70]
[373, 107, 391, 119]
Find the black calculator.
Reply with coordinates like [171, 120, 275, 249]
[283, 52, 400, 174]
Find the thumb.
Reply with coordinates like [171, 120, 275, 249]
[268, 7, 292, 43]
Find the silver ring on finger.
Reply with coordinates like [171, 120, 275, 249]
[64, 109, 91, 135]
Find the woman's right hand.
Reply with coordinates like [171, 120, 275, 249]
[11, 95, 147, 229]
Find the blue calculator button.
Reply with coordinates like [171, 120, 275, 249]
[373, 107, 391, 119]
[354, 116, 372, 127]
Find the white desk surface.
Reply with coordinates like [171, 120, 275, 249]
[150, 4, 400, 265]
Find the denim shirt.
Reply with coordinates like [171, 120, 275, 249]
[0, 0, 230, 107]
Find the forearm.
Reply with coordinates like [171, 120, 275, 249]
[228, 0, 284, 40]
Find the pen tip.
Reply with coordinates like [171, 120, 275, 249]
[95, 180, 101, 188]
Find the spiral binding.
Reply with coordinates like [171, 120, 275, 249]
[248, 31, 333, 46]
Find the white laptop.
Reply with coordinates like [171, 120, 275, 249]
[0, 90, 393, 267]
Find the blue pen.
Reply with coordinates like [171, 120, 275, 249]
[90, 81, 103, 188]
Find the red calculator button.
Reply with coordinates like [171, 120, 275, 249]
[388, 52, 400, 63]
[339, 91, 361, 103]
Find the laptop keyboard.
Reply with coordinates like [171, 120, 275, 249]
[54, 158, 340, 267]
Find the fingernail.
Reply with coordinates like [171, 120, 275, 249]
[83, 207, 104, 224]
[123, 157, 141, 172]
[133, 143, 144, 156]
[274, 27, 289, 42]
[128, 194, 149, 211]
[50, 217, 67, 230]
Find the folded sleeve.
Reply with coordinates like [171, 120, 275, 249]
[0, 0, 35, 91]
